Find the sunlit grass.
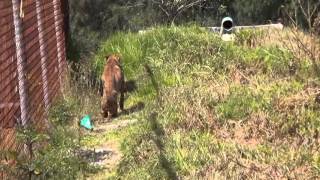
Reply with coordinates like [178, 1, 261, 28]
[84, 25, 320, 179]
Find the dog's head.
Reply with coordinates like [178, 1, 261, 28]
[106, 54, 121, 64]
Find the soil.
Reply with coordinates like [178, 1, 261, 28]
[83, 118, 138, 179]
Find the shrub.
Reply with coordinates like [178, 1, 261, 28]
[2, 98, 91, 179]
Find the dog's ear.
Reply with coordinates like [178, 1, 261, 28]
[116, 56, 121, 64]
[106, 55, 111, 61]
[114, 54, 122, 63]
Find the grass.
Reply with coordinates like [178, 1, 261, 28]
[78, 25, 320, 179]
[0, 94, 93, 179]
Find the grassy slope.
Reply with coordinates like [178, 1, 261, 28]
[91, 26, 320, 179]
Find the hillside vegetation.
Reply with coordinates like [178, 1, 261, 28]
[90, 26, 320, 179]
[69, 0, 319, 57]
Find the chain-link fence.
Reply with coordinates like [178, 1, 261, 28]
[0, 0, 68, 177]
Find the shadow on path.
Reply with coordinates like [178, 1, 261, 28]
[149, 112, 179, 180]
[124, 80, 137, 93]
[145, 64, 179, 179]
[79, 149, 113, 165]
[120, 102, 145, 116]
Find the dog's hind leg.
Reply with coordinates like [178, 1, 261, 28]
[119, 76, 125, 111]
[101, 110, 108, 118]
[119, 92, 124, 111]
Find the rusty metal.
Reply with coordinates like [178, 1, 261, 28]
[0, 0, 68, 177]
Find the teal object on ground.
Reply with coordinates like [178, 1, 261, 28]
[80, 115, 93, 130]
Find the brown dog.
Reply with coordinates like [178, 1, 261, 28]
[101, 54, 125, 119]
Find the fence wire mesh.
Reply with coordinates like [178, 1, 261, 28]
[0, 0, 68, 178]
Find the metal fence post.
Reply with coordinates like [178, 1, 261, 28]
[36, 0, 50, 113]
[12, 0, 29, 126]
[53, 0, 64, 86]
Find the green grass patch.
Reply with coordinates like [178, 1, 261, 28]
[86, 25, 320, 179]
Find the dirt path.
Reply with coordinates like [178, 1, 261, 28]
[83, 118, 138, 179]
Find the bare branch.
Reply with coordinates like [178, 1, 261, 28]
[159, 5, 170, 17]
[177, 0, 206, 12]
[297, 0, 308, 19]
[311, 2, 320, 18]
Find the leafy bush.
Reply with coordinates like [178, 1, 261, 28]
[1, 98, 91, 179]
